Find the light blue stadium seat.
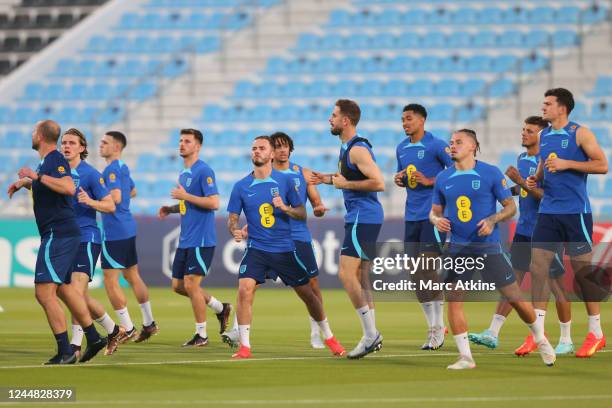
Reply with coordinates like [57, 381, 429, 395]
[14, 107, 35, 124]
[457, 104, 483, 122]
[479, 7, 503, 24]
[280, 81, 305, 98]
[22, 83, 44, 100]
[435, 79, 460, 97]
[401, 9, 427, 25]
[296, 33, 319, 51]
[334, 80, 357, 97]
[492, 55, 518, 73]
[569, 103, 588, 121]
[489, 78, 516, 97]
[440, 56, 465, 72]
[555, 6, 580, 24]
[590, 102, 612, 122]
[582, 4, 608, 23]
[472, 31, 496, 48]
[462, 79, 486, 97]
[502, 7, 528, 24]
[452, 8, 478, 25]
[466, 55, 491, 72]
[130, 82, 157, 101]
[320, 35, 342, 50]
[421, 32, 445, 48]
[234, 80, 256, 98]
[56, 107, 81, 124]
[410, 80, 434, 96]
[521, 54, 547, 73]
[428, 104, 453, 122]
[413, 56, 438, 72]
[498, 30, 523, 47]
[447, 31, 471, 48]
[376, 9, 400, 26]
[118, 13, 139, 29]
[524, 30, 549, 48]
[396, 33, 419, 49]
[553, 30, 578, 47]
[107, 36, 130, 53]
[86, 36, 106, 53]
[371, 32, 395, 49]
[428, 8, 451, 25]
[387, 55, 412, 72]
[196, 36, 220, 53]
[382, 80, 409, 97]
[345, 34, 370, 50]
[589, 76, 612, 96]
[328, 9, 350, 26]
[528, 6, 556, 24]
[67, 83, 88, 100]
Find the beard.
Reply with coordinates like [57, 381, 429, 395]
[252, 157, 267, 167]
[31, 140, 39, 151]
[331, 126, 342, 136]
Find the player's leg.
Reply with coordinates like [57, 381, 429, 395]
[490, 254, 555, 366]
[123, 264, 158, 342]
[295, 240, 325, 348]
[66, 272, 88, 356]
[103, 267, 136, 341]
[548, 251, 573, 354]
[279, 251, 345, 357]
[339, 223, 382, 357]
[445, 287, 475, 370]
[183, 273, 209, 347]
[232, 277, 257, 359]
[35, 282, 75, 364]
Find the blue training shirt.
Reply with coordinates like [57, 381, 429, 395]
[101, 159, 137, 241]
[32, 150, 80, 238]
[177, 159, 218, 248]
[71, 160, 109, 244]
[515, 153, 540, 237]
[227, 169, 303, 253]
[339, 135, 384, 224]
[277, 162, 312, 242]
[432, 161, 512, 254]
[539, 121, 591, 214]
[396, 131, 453, 221]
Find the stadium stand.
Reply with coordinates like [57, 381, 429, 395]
[0, 0, 610, 219]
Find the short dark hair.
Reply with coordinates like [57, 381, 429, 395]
[544, 88, 575, 114]
[253, 135, 272, 146]
[455, 128, 480, 156]
[180, 128, 203, 145]
[63, 128, 88, 160]
[335, 99, 361, 126]
[38, 120, 61, 143]
[269, 131, 294, 152]
[105, 131, 127, 149]
[524, 115, 548, 129]
[403, 103, 427, 119]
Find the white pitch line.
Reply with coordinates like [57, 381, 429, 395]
[0, 349, 609, 370]
[1, 395, 611, 406]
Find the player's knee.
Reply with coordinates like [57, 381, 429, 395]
[171, 280, 183, 294]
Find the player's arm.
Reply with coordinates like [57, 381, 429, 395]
[171, 183, 219, 210]
[302, 167, 328, 217]
[309, 171, 335, 185]
[18, 167, 75, 196]
[272, 194, 306, 221]
[429, 204, 451, 233]
[525, 161, 543, 190]
[477, 197, 516, 237]
[109, 188, 122, 204]
[228, 212, 246, 242]
[333, 146, 385, 192]
[506, 165, 543, 200]
[78, 188, 115, 213]
[158, 204, 180, 219]
[7, 177, 32, 198]
[546, 127, 608, 174]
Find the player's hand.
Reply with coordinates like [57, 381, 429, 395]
[477, 218, 495, 236]
[312, 203, 329, 217]
[7, 181, 22, 199]
[393, 170, 406, 187]
[158, 205, 172, 220]
[241, 224, 248, 239]
[77, 187, 92, 206]
[412, 170, 433, 187]
[433, 216, 451, 233]
[544, 156, 568, 173]
[272, 195, 288, 211]
[309, 171, 328, 185]
[171, 183, 188, 200]
[232, 228, 244, 242]
[331, 173, 347, 189]
[525, 176, 537, 190]
[18, 167, 37, 181]
[505, 166, 522, 184]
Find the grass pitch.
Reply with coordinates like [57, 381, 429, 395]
[0, 288, 610, 407]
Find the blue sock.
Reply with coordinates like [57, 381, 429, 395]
[83, 324, 101, 344]
[54, 331, 72, 355]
